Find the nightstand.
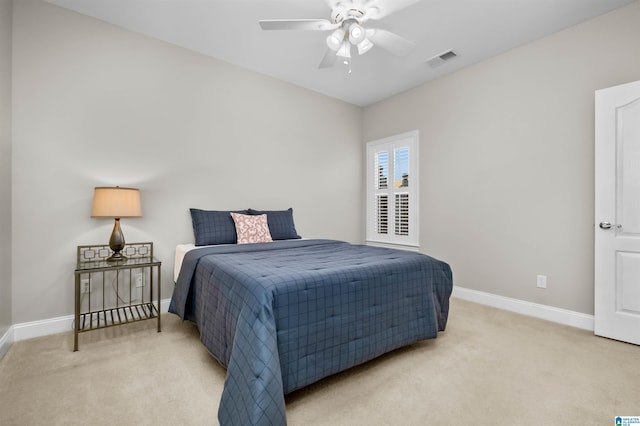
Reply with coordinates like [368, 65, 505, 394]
[74, 242, 161, 351]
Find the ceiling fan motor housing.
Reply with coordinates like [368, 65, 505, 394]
[331, 6, 365, 25]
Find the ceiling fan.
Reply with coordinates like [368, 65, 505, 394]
[259, 0, 420, 70]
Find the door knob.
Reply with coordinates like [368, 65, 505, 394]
[599, 221, 612, 229]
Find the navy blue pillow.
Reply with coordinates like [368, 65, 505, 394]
[247, 208, 301, 240]
[190, 209, 248, 246]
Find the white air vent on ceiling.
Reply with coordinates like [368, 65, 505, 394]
[426, 49, 458, 68]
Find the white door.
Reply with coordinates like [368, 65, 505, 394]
[594, 80, 640, 345]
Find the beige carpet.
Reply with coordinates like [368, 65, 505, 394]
[1, 298, 638, 425]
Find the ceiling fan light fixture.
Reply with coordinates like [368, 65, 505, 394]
[349, 23, 365, 44]
[336, 41, 351, 59]
[357, 38, 374, 55]
[326, 28, 346, 51]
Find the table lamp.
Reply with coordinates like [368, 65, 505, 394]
[91, 186, 142, 262]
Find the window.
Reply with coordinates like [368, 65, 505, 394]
[366, 131, 419, 249]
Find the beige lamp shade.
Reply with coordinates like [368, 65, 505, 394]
[91, 187, 142, 218]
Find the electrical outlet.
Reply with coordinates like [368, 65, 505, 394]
[536, 275, 547, 289]
[81, 278, 91, 294]
[135, 273, 144, 288]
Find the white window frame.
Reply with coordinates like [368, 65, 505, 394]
[366, 130, 419, 251]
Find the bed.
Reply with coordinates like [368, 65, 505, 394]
[169, 238, 452, 425]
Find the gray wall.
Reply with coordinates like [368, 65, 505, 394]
[7, 0, 640, 326]
[11, 0, 363, 324]
[0, 0, 12, 339]
[363, 1, 640, 315]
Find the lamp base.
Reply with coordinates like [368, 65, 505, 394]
[107, 218, 126, 262]
[106, 251, 127, 263]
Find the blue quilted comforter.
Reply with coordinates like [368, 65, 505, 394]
[169, 239, 453, 425]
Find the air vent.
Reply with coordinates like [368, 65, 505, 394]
[426, 49, 458, 68]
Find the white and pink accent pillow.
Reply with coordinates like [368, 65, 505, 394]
[230, 212, 273, 244]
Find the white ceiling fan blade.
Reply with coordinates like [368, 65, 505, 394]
[368, 28, 415, 56]
[319, 49, 338, 68]
[259, 19, 337, 31]
[364, 0, 421, 20]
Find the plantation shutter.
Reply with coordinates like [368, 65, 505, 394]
[394, 147, 410, 236]
[375, 151, 389, 234]
[377, 196, 388, 234]
[366, 131, 419, 249]
[395, 194, 409, 236]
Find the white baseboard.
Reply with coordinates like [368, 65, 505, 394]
[6, 291, 594, 346]
[452, 286, 594, 331]
[12, 298, 172, 343]
[0, 326, 14, 358]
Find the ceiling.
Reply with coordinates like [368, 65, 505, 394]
[45, 0, 637, 107]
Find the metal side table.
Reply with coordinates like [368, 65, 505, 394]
[74, 242, 161, 351]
